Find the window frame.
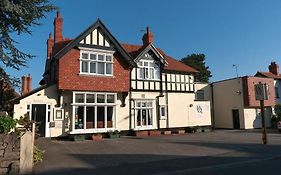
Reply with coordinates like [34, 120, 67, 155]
[137, 60, 160, 80]
[79, 49, 114, 76]
[72, 92, 116, 132]
[159, 105, 166, 120]
[134, 100, 154, 129]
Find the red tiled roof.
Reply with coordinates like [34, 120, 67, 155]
[256, 71, 281, 79]
[121, 43, 198, 73]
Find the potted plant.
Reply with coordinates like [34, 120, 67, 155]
[92, 133, 103, 141]
[107, 130, 120, 139]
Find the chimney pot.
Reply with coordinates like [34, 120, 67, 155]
[268, 62, 279, 75]
[54, 11, 63, 43]
[142, 26, 154, 46]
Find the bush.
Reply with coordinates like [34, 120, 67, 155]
[0, 115, 17, 134]
[34, 145, 44, 164]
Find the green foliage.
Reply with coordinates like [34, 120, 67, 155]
[34, 145, 44, 164]
[273, 104, 281, 121]
[17, 114, 33, 131]
[0, 0, 57, 86]
[0, 115, 17, 134]
[181, 54, 212, 83]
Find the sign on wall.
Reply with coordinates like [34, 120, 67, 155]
[195, 102, 210, 118]
[255, 83, 269, 100]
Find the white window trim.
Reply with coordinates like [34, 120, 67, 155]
[133, 100, 154, 129]
[137, 60, 160, 80]
[159, 105, 166, 120]
[79, 49, 114, 76]
[72, 91, 116, 132]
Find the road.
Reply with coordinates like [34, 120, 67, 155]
[33, 129, 281, 175]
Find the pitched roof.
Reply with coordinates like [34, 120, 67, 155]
[52, 19, 136, 67]
[121, 43, 198, 73]
[256, 71, 281, 79]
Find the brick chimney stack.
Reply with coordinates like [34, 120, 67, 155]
[21, 74, 32, 95]
[54, 11, 63, 43]
[268, 62, 279, 75]
[142, 27, 154, 46]
[47, 33, 54, 59]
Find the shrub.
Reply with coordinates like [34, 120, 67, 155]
[34, 145, 44, 164]
[0, 115, 17, 134]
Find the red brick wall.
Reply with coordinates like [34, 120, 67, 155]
[243, 77, 275, 107]
[58, 48, 131, 92]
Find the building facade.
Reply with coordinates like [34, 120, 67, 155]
[13, 12, 211, 137]
[212, 76, 274, 129]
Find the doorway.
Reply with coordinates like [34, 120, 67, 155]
[32, 104, 47, 137]
[232, 109, 240, 129]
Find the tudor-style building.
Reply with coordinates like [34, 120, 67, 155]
[13, 12, 211, 137]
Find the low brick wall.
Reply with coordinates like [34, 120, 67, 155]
[0, 133, 20, 174]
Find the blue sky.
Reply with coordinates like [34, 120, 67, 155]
[6, 0, 281, 90]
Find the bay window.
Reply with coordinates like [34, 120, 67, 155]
[80, 50, 113, 76]
[73, 92, 116, 131]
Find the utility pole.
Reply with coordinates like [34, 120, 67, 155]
[255, 83, 268, 145]
[260, 100, 267, 144]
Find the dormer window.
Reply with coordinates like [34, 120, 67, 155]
[137, 60, 160, 80]
[80, 49, 113, 76]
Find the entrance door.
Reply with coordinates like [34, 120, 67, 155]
[232, 109, 240, 129]
[32, 104, 46, 137]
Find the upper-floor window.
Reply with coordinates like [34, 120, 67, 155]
[137, 60, 160, 80]
[196, 90, 205, 100]
[80, 50, 113, 76]
[275, 87, 279, 98]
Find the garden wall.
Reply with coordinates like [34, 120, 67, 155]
[0, 131, 34, 174]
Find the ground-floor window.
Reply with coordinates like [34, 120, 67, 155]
[73, 92, 116, 130]
[134, 101, 153, 128]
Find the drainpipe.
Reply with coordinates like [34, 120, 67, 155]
[210, 83, 215, 130]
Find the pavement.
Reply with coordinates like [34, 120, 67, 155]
[33, 129, 281, 175]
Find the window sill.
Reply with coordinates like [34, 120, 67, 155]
[79, 73, 114, 78]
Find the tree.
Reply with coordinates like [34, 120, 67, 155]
[181, 54, 212, 83]
[0, 0, 56, 110]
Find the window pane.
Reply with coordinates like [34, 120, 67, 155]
[97, 94, 105, 103]
[86, 106, 95, 129]
[107, 94, 115, 103]
[106, 55, 112, 62]
[90, 54, 96, 60]
[90, 62, 96, 73]
[147, 102, 152, 107]
[97, 62, 105, 74]
[137, 109, 141, 126]
[150, 68, 154, 79]
[106, 63, 112, 75]
[148, 109, 152, 125]
[107, 107, 114, 128]
[137, 102, 141, 107]
[81, 61, 88, 73]
[138, 68, 144, 79]
[86, 94, 95, 103]
[97, 106, 105, 128]
[137, 62, 143, 66]
[155, 67, 160, 79]
[145, 68, 149, 79]
[82, 53, 88, 59]
[75, 106, 84, 129]
[142, 102, 146, 107]
[144, 62, 148, 66]
[27, 105, 30, 110]
[160, 106, 165, 117]
[75, 94, 84, 103]
[98, 54, 104, 61]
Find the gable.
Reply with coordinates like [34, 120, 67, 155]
[53, 19, 136, 67]
[79, 28, 111, 47]
[135, 44, 165, 64]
